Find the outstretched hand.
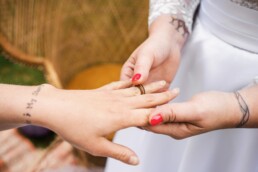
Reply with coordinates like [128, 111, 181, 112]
[39, 80, 179, 165]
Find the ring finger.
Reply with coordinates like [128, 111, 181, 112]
[114, 80, 167, 97]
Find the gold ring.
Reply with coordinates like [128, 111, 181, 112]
[135, 84, 146, 95]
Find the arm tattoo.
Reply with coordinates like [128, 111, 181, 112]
[148, 0, 201, 32]
[23, 85, 45, 124]
[234, 91, 250, 128]
[170, 16, 189, 37]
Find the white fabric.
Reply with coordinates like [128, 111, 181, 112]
[200, 0, 258, 53]
[105, 0, 258, 172]
[148, 0, 200, 32]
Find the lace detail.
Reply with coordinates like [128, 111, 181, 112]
[148, 0, 200, 32]
[231, 0, 258, 11]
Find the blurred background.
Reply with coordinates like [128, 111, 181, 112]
[0, 0, 148, 171]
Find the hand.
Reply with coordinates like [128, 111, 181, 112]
[146, 91, 242, 139]
[36, 81, 179, 165]
[121, 15, 187, 89]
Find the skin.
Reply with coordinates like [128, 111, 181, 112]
[0, 80, 179, 165]
[121, 14, 258, 139]
[120, 15, 188, 90]
[147, 86, 258, 139]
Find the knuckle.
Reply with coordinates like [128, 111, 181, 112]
[168, 106, 176, 122]
[131, 87, 141, 96]
[158, 104, 175, 122]
[122, 69, 133, 79]
[114, 150, 130, 162]
[137, 114, 149, 126]
[120, 110, 133, 127]
[128, 115, 148, 127]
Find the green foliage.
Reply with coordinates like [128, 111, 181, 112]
[0, 55, 46, 85]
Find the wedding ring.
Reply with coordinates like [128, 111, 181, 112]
[135, 84, 146, 95]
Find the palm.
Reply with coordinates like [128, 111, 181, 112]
[147, 51, 179, 85]
[121, 36, 181, 89]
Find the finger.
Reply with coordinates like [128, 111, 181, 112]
[97, 80, 132, 90]
[149, 101, 196, 126]
[120, 55, 137, 81]
[131, 52, 154, 85]
[96, 138, 139, 165]
[144, 123, 190, 139]
[114, 80, 167, 96]
[145, 123, 178, 135]
[128, 88, 180, 109]
[121, 108, 153, 128]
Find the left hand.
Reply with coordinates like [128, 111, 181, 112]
[145, 91, 242, 139]
[37, 80, 178, 165]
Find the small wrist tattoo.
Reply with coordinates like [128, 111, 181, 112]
[23, 84, 45, 124]
[169, 16, 189, 37]
[234, 91, 250, 128]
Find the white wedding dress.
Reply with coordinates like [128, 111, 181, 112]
[105, 0, 258, 172]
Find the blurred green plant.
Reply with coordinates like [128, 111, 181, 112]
[0, 54, 46, 85]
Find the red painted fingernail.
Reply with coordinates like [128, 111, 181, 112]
[150, 114, 163, 126]
[132, 73, 141, 82]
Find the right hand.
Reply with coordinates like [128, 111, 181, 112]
[146, 91, 243, 139]
[121, 15, 187, 89]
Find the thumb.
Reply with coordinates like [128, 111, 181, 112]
[149, 102, 195, 126]
[97, 138, 139, 165]
[132, 53, 154, 85]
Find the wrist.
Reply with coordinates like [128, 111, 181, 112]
[0, 84, 57, 130]
[149, 15, 188, 49]
[227, 92, 243, 128]
[233, 90, 255, 128]
[26, 84, 58, 129]
[190, 91, 244, 129]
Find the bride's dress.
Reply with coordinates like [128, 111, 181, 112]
[105, 0, 258, 171]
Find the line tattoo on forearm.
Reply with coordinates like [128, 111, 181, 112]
[170, 17, 189, 37]
[23, 85, 44, 124]
[234, 91, 250, 128]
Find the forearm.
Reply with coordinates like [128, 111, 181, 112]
[0, 84, 54, 130]
[149, 0, 200, 33]
[148, 0, 201, 50]
[148, 14, 188, 49]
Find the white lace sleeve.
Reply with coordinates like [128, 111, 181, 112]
[149, 0, 201, 32]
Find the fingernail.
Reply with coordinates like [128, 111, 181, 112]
[132, 73, 141, 82]
[150, 114, 163, 126]
[159, 80, 166, 86]
[129, 156, 139, 165]
[172, 88, 180, 94]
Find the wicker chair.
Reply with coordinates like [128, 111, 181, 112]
[0, 0, 148, 88]
[0, 0, 148, 170]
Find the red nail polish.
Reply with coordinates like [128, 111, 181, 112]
[132, 73, 141, 82]
[150, 114, 163, 126]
